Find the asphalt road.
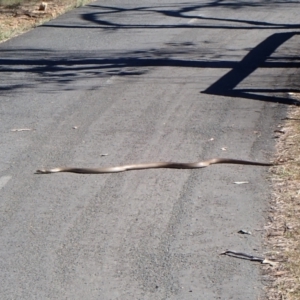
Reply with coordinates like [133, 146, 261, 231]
[1, 1, 299, 299]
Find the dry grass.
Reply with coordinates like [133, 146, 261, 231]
[0, 0, 92, 42]
[266, 92, 300, 299]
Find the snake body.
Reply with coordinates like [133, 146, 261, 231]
[36, 158, 273, 174]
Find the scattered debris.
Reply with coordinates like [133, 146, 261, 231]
[221, 250, 278, 266]
[101, 154, 109, 156]
[238, 230, 252, 235]
[234, 181, 249, 184]
[72, 126, 78, 129]
[11, 128, 34, 132]
[221, 147, 227, 151]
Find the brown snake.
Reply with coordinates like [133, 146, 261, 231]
[35, 158, 273, 174]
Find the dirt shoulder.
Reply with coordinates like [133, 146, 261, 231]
[265, 93, 300, 299]
[0, 0, 91, 42]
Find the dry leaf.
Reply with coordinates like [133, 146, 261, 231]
[11, 128, 33, 132]
[274, 271, 287, 276]
[262, 259, 278, 267]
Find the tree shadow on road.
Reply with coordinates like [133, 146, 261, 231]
[202, 31, 300, 105]
[43, 1, 300, 30]
[0, 0, 300, 104]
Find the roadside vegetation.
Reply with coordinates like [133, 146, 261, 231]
[266, 93, 300, 299]
[0, 0, 92, 42]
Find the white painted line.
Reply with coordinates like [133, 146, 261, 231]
[0, 176, 12, 190]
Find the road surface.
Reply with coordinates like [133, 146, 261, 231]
[1, 0, 299, 299]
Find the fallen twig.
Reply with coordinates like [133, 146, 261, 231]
[221, 250, 278, 266]
[11, 128, 34, 132]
